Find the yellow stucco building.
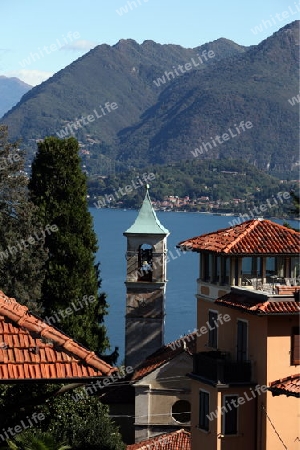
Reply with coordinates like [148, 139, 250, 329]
[178, 219, 300, 450]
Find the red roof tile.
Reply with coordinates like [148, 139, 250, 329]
[178, 219, 300, 255]
[269, 374, 300, 397]
[215, 292, 300, 315]
[131, 333, 197, 382]
[127, 429, 191, 450]
[100, 333, 196, 404]
[0, 291, 116, 381]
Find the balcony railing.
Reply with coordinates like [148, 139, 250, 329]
[193, 351, 252, 384]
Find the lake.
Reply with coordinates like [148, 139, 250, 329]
[91, 208, 298, 361]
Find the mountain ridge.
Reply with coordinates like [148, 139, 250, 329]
[0, 76, 32, 118]
[1, 22, 299, 178]
[0, 37, 246, 144]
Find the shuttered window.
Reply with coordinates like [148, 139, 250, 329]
[291, 327, 300, 365]
[199, 391, 209, 431]
[223, 395, 238, 435]
[208, 311, 218, 348]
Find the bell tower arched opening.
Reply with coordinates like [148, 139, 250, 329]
[138, 244, 153, 282]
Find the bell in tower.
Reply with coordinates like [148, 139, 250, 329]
[123, 186, 169, 368]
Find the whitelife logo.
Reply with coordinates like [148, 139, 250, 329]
[153, 50, 215, 87]
[56, 102, 118, 138]
[168, 314, 231, 351]
[191, 121, 253, 158]
[228, 191, 291, 227]
[93, 173, 155, 208]
[19, 32, 80, 68]
[0, 224, 58, 262]
[0, 413, 45, 442]
[116, 0, 149, 16]
[207, 385, 268, 422]
[288, 93, 300, 106]
[250, 3, 300, 35]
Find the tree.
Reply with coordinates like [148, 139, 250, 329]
[0, 383, 126, 450]
[29, 137, 109, 352]
[290, 190, 300, 217]
[41, 393, 126, 450]
[4, 432, 70, 450]
[0, 126, 47, 307]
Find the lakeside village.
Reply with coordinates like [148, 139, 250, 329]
[91, 188, 298, 220]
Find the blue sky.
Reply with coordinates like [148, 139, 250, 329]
[1, 0, 299, 86]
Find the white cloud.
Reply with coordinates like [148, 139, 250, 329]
[4, 69, 53, 86]
[61, 40, 98, 52]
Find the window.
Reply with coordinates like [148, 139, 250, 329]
[242, 257, 252, 275]
[237, 320, 248, 361]
[138, 244, 153, 282]
[212, 255, 220, 283]
[291, 327, 300, 365]
[203, 253, 210, 281]
[172, 400, 191, 423]
[208, 311, 218, 348]
[221, 256, 230, 285]
[266, 257, 276, 276]
[199, 391, 209, 431]
[223, 395, 238, 435]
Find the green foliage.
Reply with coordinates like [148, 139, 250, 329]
[0, 126, 47, 307]
[29, 137, 109, 352]
[1, 37, 242, 149]
[2, 26, 298, 180]
[0, 385, 125, 450]
[4, 432, 70, 450]
[40, 393, 126, 450]
[117, 22, 299, 177]
[89, 159, 295, 217]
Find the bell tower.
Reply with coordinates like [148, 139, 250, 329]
[123, 186, 169, 368]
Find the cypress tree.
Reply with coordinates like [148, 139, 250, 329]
[29, 136, 109, 352]
[0, 126, 47, 307]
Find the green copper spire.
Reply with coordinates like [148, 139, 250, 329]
[124, 186, 169, 235]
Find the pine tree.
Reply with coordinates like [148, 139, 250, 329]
[29, 137, 109, 352]
[0, 126, 47, 307]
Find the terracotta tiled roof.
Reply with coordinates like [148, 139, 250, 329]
[269, 374, 300, 397]
[100, 334, 196, 404]
[131, 332, 197, 382]
[127, 429, 191, 449]
[0, 291, 116, 381]
[177, 219, 300, 255]
[215, 292, 300, 315]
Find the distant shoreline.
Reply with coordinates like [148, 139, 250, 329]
[89, 204, 298, 222]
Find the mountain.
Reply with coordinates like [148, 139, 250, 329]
[117, 21, 299, 176]
[0, 38, 246, 154]
[0, 76, 32, 118]
[0, 22, 299, 179]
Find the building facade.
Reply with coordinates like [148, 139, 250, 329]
[178, 219, 300, 450]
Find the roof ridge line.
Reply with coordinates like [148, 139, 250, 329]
[0, 291, 115, 375]
[225, 219, 259, 253]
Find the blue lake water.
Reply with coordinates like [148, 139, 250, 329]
[91, 208, 298, 361]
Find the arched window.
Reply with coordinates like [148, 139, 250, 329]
[172, 400, 191, 423]
[138, 244, 153, 282]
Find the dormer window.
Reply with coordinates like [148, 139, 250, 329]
[138, 244, 153, 282]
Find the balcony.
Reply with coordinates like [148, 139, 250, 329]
[192, 351, 252, 385]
